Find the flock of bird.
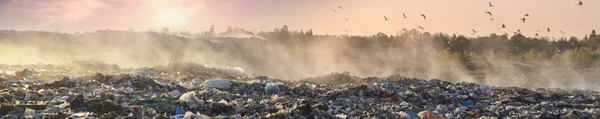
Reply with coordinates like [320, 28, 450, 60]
[483, 2, 555, 37]
[332, 0, 586, 37]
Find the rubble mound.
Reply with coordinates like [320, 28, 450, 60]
[300, 71, 361, 84]
[1, 66, 599, 118]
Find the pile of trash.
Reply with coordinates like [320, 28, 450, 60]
[1, 65, 600, 118]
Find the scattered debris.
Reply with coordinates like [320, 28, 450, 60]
[0, 65, 599, 118]
[204, 78, 232, 90]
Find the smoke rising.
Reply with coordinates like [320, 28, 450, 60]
[0, 30, 598, 91]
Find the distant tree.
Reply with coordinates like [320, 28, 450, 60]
[226, 26, 233, 33]
[161, 27, 169, 33]
[236, 28, 246, 33]
[449, 35, 470, 53]
[374, 32, 388, 39]
[282, 25, 289, 32]
[209, 25, 216, 36]
[592, 30, 597, 38]
[452, 34, 457, 40]
[281, 25, 290, 35]
[179, 31, 191, 36]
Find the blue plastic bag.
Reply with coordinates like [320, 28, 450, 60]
[175, 106, 185, 118]
[408, 111, 419, 118]
[461, 100, 474, 107]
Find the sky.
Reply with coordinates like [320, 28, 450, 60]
[0, 0, 598, 38]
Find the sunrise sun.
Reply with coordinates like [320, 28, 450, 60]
[156, 10, 185, 26]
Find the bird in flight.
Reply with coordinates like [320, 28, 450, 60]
[485, 11, 493, 17]
[384, 16, 389, 21]
[338, 5, 344, 9]
[332, 9, 337, 13]
[417, 26, 424, 30]
[535, 33, 539, 36]
[501, 24, 506, 28]
[560, 30, 566, 34]
[402, 28, 408, 32]
[489, 2, 494, 7]
[345, 18, 349, 21]
[521, 18, 526, 23]
[524, 14, 529, 17]
[472, 29, 478, 34]
[547, 27, 551, 32]
[421, 14, 427, 20]
[517, 29, 521, 33]
[403, 13, 407, 19]
[490, 18, 495, 21]
[579, 1, 583, 6]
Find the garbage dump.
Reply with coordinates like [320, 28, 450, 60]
[1, 63, 600, 118]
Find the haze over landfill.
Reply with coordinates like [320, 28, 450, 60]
[0, 0, 600, 90]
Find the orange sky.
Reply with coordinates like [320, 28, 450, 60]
[0, 0, 597, 38]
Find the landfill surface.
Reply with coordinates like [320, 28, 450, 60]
[1, 63, 600, 119]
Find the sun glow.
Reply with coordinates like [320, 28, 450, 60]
[156, 10, 185, 27]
